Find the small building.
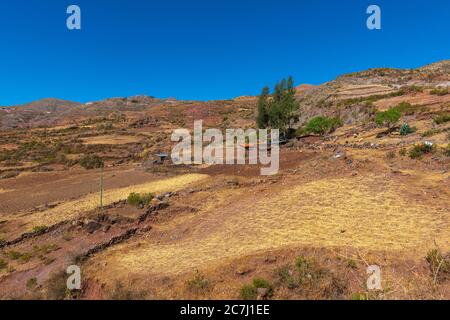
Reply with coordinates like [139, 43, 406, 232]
[154, 153, 169, 164]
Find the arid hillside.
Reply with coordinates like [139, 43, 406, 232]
[0, 61, 449, 300]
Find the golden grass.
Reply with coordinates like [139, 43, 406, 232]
[87, 174, 449, 278]
[6, 174, 208, 230]
[81, 135, 142, 145]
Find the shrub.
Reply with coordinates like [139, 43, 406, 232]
[7, 250, 33, 263]
[445, 144, 450, 157]
[394, 102, 415, 115]
[32, 225, 48, 233]
[399, 148, 407, 157]
[187, 271, 210, 292]
[346, 259, 358, 269]
[375, 108, 401, 128]
[79, 155, 104, 170]
[295, 256, 322, 285]
[386, 151, 396, 160]
[27, 277, 38, 290]
[127, 192, 154, 207]
[252, 278, 273, 296]
[45, 271, 69, 300]
[240, 284, 257, 300]
[351, 292, 369, 300]
[399, 123, 416, 136]
[7, 250, 23, 260]
[409, 143, 435, 159]
[108, 281, 147, 300]
[0, 259, 8, 270]
[277, 265, 297, 289]
[422, 128, 442, 137]
[426, 249, 449, 284]
[430, 87, 449, 96]
[297, 116, 342, 136]
[434, 113, 450, 125]
[239, 278, 273, 300]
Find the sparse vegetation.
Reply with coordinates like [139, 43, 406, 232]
[409, 143, 435, 159]
[430, 87, 448, 96]
[434, 113, 450, 125]
[0, 259, 8, 270]
[79, 154, 104, 169]
[375, 107, 401, 128]
[296, 116, 342, 136]
[187, 270, 210, 292]
[444, 144, 450, 157]
[240, 278, 273, 300]
[399, 123, 416, 136]
[386, 151, 396, 160]
[127, 192, 154, 207]
[422, 128, 443, 137]
[426, 249, 449, 284]
[276, 265, 298, 289]
[45, 270, 69, 300]
[32, 225, 48, 233]
[108, 281, 147, 300]
[295, 256, 323, 285]
[239, 284, 257, 300]
[399, 148, 407, 156]
[345, 259, 357, 269]
[26, 277, 38, 290]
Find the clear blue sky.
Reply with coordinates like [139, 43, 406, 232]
[0, 0, 449, 105]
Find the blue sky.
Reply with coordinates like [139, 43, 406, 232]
[0, 0, 449, 105]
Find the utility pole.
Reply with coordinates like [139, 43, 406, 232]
[100, 166, 104, 209]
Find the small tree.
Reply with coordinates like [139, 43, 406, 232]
[256, 87, 270, 128]
[375, 108, 401, 129]
[256, 76, 300, 138]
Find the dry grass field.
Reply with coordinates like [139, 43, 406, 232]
[1, 61, 449, 300]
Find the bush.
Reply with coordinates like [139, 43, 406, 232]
[32, 225, 48, 233]
[386, 151, 396, 160]
[277, 265, 297, 289]
[79, 155, 104, 170]
[399, 148, 407, 157]
[0, 259, 8, 270]
[127, 192, 154, 207]
[239, 278, 273, 300]
[434, 114, 450, 125]
[394, 102, 415, 115]
[108, 281, 147, 300]
[45, 271, 69, 300]
[444, 144, 450, 157]
[187, 271, 210, 292]
[297, 116, 342, 136]
[426, 249, 449, 283]
[430, 87, 448, 96]
[399, 123, 416, 136]
[295, 256, 322, 285]
[375, 108, 401, 128]
[409, 143, 435, 159]
[252, 278, 273, 296]
[240, 284, 257, 300]
[422, 128, 443, 137]
[27, 277, 38, 290]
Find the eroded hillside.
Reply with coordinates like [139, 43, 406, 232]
[0, 61, 449, 300]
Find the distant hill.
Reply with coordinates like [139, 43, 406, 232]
[1, 60, 448, 130]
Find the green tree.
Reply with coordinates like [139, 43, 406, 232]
[256, 87, 270, 128]
[256, 76, 300, 138]
[375, 108, 401, 128]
